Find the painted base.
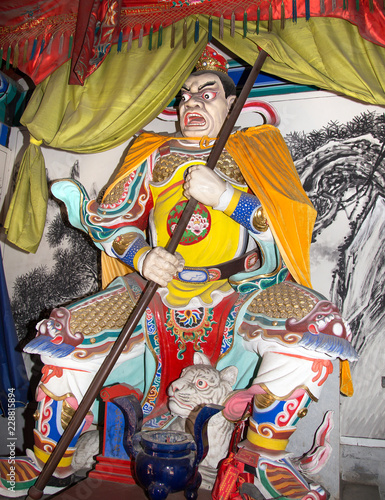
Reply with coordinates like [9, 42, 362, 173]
[88, 456, 136, 485]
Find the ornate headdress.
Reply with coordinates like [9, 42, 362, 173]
[195, 46, 229, 74]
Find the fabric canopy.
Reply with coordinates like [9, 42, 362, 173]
[1, 0, 384, 85]
[4, 10, 385, 253]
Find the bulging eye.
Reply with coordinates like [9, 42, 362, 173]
[181, 93, 191, 102]
[195, 379, 208, 389]
[202, 91, 216, 100]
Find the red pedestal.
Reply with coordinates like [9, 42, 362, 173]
[88, 455, 136, 484]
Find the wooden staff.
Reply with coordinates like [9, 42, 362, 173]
[26, 49, 268, 500]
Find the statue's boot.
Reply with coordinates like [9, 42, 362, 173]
[238, 389, 329, 500]
[0, 385, 93, 497]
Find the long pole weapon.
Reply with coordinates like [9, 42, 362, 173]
[26, 49, 268, 500]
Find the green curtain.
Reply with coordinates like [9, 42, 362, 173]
[5, 14, 385, 252]
[4, 17, 208, 252]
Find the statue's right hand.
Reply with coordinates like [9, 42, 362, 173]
[142, 247, 184, 287]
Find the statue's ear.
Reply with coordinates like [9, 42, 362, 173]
[220, 365, 238, 387]
[193, 352, 211, 366]
[227, 94, 236, 111]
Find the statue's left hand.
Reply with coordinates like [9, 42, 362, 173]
[184, 165, 226, 207]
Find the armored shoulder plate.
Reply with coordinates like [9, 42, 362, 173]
[152, 149, 246, 185]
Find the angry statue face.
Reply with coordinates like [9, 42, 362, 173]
[179, 72, 236, 138]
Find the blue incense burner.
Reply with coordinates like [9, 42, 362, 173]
[133, 429, 199, 500]
[113, 395, 221, 500]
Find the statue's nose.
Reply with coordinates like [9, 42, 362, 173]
[186, 95, 203, 108]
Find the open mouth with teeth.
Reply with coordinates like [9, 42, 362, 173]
[184, 112, 206, 127]
[307, 313, 351, 339]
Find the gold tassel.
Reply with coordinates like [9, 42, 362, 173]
[23, 40, 28, 64]
[230, 11, 235, 37]
[369, 0, 374, 10]
[12, 42, 19, 69]
[127, 29, 133, 51]
[183, 19, 187, 48]
[268, 2, 273, 31]
[332, 0, 336, 10]
[320, 0, 326, 13]
[171, 23, 175, 48]
[281, 1, 285, 29]
[219, 14, 224, 40]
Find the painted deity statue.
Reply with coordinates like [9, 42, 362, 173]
[0, 47, 357, 498]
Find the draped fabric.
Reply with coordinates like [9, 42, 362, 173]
[217, 16, 385, 106]
[1, 0, 384, 86]
[4, 17, 207, 252]
[226, 125, 317, 288]
[4, 139, 48, 253]
[0, 248, 29, 417]
[1, 0, 78, 86]
[4, 14, 385, 252]
[20, 18, 207, 153]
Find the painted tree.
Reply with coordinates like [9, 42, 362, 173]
[12, 213, 99, 342]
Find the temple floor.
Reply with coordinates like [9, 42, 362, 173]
[0, 478, 381, 500]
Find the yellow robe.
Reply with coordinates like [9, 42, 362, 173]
[101, 125, 316, 289]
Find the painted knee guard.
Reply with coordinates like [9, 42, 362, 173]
[0, 379, 93, 497]
[32, 381, 93, 476]
[239, 389, 328, 500]
[245, 389, 311, 458]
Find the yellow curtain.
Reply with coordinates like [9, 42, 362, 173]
[215, 16, 385, 106]
[4, 139, 48, 253]
[4, 17, 208, 253]
[5, 14, 385, 252]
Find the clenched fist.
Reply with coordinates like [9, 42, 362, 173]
[184, 164, 226, 207]
[142, 247, 185, 287]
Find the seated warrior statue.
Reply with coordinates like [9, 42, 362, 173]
[0, 46, 357, 498]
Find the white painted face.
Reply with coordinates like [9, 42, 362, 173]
[179, 72, 236, 138]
